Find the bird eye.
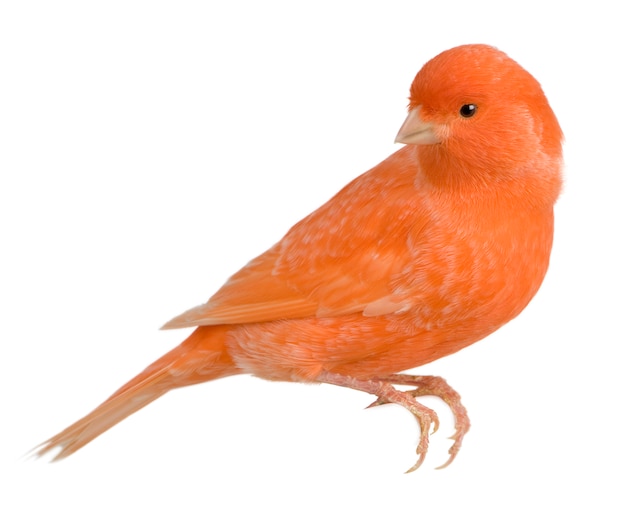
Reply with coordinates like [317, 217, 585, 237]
[459, 104, 477, 118]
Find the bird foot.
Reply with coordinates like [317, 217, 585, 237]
[318, 371, 470, 471]
[375, 374, 470, 469]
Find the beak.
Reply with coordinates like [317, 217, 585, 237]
[395, 106, 440, 145]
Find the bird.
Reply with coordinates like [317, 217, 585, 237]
[34, 44, 563, 472]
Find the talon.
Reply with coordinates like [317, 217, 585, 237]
[365, 397, 387, 409]
[405, 453, 426, 473]
[431, 415, 440, 434]
[435, 459, 452, 470]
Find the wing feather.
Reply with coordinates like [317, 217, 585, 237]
[162, 147, 424, 330]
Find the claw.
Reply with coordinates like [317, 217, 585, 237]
[405, 453, 426, 473]
[405, 413, 433, 473]
[365, 397, 387, 409]
[431, 414, 440, 434]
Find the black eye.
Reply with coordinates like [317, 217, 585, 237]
[459, 104, 477, 118]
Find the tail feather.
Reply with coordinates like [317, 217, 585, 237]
[35, 325, 240, 460]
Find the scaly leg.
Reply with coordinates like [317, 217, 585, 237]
[317, 371, 469, 471]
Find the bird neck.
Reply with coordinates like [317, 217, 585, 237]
[415, 145, 562, 210]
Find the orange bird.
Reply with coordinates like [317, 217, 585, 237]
[35, 44, 563, 471]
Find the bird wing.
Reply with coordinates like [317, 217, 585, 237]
[162, 147, 426, 329]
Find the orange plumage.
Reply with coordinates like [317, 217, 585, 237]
[35, 44, 563, 471]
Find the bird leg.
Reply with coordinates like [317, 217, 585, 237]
[317, 371, 470, 472]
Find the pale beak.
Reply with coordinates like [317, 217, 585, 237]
[395, 106, 440, 145]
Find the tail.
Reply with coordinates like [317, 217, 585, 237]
[34, 325, 241, 460]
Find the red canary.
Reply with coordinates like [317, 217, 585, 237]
[35, 44, 563, 471]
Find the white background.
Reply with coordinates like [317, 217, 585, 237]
[1, 1, 624, 509]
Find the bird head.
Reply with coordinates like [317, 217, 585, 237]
[396, 44, 563, 191]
